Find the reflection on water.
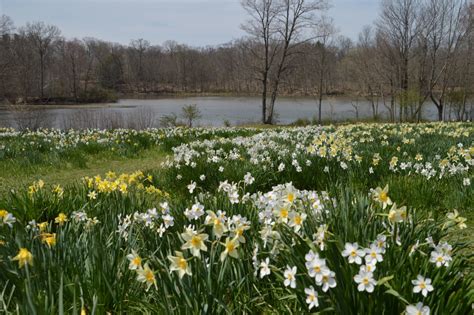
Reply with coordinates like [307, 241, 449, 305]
[0, 96, 444, 129]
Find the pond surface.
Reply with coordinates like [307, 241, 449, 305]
[0, 96, 442, 129]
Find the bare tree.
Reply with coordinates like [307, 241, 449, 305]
[423, 0, 470, 121]
[241, 0, 280, 123]
[376, 0, 427, 121]
[0, 15, 14, 36]
[22, 22, 61, 99]
[311, 15, 337, 124]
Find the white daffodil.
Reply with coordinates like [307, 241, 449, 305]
[283, 265, 297, 288]
[181, 230, 208, 257]
[168, 251, 192, 279]
[259, 257, 271, 278]
[307, 257, 329, 283]
[316, 270, 337, 292]
[304, 286, 319, 310]
[220, 237, 239, 261]
[364, 244, 383, 265]
[354, 269, 376, 293]
[136, 263, 157, 291]
[126, 250, 142, 270]
[412, 275, 434, 297]
[342, 242, 365, 265]
[406, 302, 430, 315]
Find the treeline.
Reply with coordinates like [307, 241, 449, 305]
[0, 0, 473, 122]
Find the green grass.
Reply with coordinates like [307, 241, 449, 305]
[0, 148, 167, 196]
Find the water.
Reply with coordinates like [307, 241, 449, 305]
[0, 96, 443, 129]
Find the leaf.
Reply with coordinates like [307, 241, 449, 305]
[376, 275, 394, 286]
[384, 288, 409, 305]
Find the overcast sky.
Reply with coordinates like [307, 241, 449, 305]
[0, 0, 380, 46]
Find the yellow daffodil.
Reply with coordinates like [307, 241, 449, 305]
[55, 213, 68, 225]
[12, 248, 33, 268]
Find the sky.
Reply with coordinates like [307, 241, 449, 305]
[0, 0, 380, 46]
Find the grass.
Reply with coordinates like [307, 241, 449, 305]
[0, 148, 167, 196]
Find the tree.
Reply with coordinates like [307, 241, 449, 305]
[376, 0, 427, 121]
[311, 15, 337, 124]
[22, 22, 60, 99]
[0, 15, 14, 36]
[424, 0, 470, 121]
[181, 104, 202, 127]
[242, 0, 328, 124]
[241, 0, 280, 123]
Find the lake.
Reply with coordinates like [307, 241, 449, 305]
[0, 96, 445, 129]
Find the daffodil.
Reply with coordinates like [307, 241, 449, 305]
[354, 268, 376, 293]
[342, 242, 365, 264]
[127, 250, 142, 270]
[40, 233, 56, 248]
[38, 221, 49, 232]
[181, 230, 208, 257]
[136, 263, 157, 291]
[55, 213, 68, 225]
[304, 286, 319, 310]
[412, 275, 434, 297]
[168, 251, 192, 278]
[406, 302, 430, 315]
[283, 265, 297, 288]
[388, 203, 407, 223]
[205, 210, 227, 238]
[12, 248, 33, 268]
[371, 185, 392, 209]
[220, 237, 239, 261]
[0, 210, 16, 228]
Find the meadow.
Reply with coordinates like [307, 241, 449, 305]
[0, 122, 472, 314]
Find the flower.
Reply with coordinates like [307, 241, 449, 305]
[162, 214, 175, 228]
[406, 302, 430, 315]
[87, 191, 97, 200]
[184, 202, 205, 221]
[364, 244, 383, 264]
[412, 275, 434, 297]
[304, 286, 319, 310]
[288, 212, 307, 232]
[12, 248, 33, 268]
[307, 257, 329, 283]
[244, 172, 255, 185]
[220, 237, 239, 261]
[388, 203, 407, 223]
[127, 250, 142, 270]
[136, 263, 157, 291]
[317, 270, 337, 292]
[181, 230, 208, 257]
[342, 242, 365, 264]
[374, 234, 387, 253]
[283, 265, 297, 288]
[55, 213, 68, 226]
[40, 233, 56, 248]
[429, 250, 451, 268]
[35, 223, 48, 235]
[259, 258, 271, 278]
[168, 251, 192, 278]
[187, 181, 196, 194]
[354, 269, 376, 293]
[444, 209, 467, 230]
[205, 210, 228, 238]
[371, 185, 392, 209]
[0, 210, 16, 228]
